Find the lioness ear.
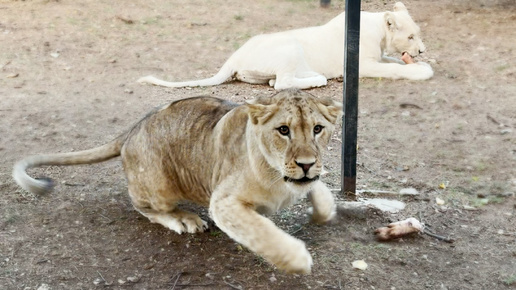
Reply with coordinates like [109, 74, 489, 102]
[246, 102, 278, 125]
[393, 2, 407, 12]
[384, 12, 397, 32]
[317, 99, 343, 124]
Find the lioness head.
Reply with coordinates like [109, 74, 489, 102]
[384, 2, 426, 58]
[246, 89, 342, 189]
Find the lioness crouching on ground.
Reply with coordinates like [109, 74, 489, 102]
[13, 89, 342, 274]
[138, 2, 433, 90]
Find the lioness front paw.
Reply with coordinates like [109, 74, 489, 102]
[273, 239, 313, 274]
[309, 206, 336, 224]
[308, 183, 336, 224]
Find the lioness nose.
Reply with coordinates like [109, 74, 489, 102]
[295, 162, 315, 174]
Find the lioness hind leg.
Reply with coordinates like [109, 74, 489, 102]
[127, 185, 208, 234]
[135, 205, 208, 234]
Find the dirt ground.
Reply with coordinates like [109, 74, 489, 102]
[1, 0, 515, 289]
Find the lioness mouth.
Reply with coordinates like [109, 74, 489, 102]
[284, 175, 320, 184]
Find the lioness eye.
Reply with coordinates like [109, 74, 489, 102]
[277, 125, 290, 136]
[313, 125, 324, 135]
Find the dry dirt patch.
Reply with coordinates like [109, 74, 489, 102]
[1, 0, 515, 289]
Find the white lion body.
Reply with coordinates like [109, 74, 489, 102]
[138, 2, 433, 90]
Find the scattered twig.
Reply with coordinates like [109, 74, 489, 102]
[115, 15, 134, 24]
[190, 22, 208, 26]
[63, 182, 85, 187]
[419, 214, 454, 243]
[1, 60, 11, 70]
[399, 103, 423, 109]
[98, 213, 113, 223]
[223, 280, 243, 290]
[170, 272, 181, 290]
[72, 265, 85, 283]
[422, 229, 455, 243]
[289, 225, 305, 235]
[486, 114, 501, 125]
[96, 270, 107, 283]
[500, 232, 516, 237]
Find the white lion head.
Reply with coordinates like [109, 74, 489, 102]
[384, 2, 426, 58]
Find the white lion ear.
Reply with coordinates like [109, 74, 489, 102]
[393, 2, 407, 12]
[246, 102, 278, 125]
[384, 12, 398, 31]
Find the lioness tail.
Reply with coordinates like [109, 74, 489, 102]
[137, 63, 233, 88]
[13, 137, 124, 195]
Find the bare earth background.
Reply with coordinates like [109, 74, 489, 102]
[1, 0, 515, 289]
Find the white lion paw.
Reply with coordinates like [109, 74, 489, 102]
[406, 62, 434, 80]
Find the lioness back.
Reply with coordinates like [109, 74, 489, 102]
[122, 96, 245, 206]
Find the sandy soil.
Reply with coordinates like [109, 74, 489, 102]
[1, 0, 515, 289]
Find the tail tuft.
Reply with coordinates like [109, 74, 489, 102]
[13, 172, 54, 195]
[34, 177, 55, 194]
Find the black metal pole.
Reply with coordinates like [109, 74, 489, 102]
[342, 0, 361, 196]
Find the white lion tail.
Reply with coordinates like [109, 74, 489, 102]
[137, 63, 233, 88]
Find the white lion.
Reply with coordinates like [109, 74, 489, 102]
[138, 2, 433, 90]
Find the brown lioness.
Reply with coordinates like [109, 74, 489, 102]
[13, 89, 342, 274]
